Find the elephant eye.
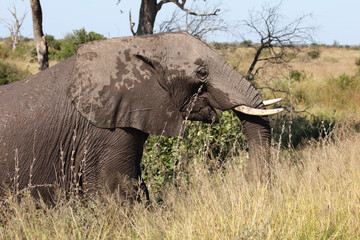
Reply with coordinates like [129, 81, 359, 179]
[196, 67, 209, 80]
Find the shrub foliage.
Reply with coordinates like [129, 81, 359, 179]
[142, 110, 246, 193]
[46, 28, 106, 61]
[0, 60, 31, 85]
[307, 49, 320, 59]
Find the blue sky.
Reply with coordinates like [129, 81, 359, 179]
[0, 0, 359, 45]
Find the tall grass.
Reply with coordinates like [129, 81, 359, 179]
[1, 120, 359, 239]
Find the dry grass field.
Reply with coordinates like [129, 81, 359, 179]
[220, 45, 360, 118]
[1, 121, 359, 239]
[219, 45, 360, 80]
[1, 40, 360, 239]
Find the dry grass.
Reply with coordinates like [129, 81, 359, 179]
[223, 46, 360, 117]
[290, 47, 360, 81]
[1, 121, 359, 239]
[4, 59, 58, 75]
[220, 46, 360, 81]
[5, 59, 58, 75]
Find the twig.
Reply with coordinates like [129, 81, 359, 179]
[158, 0, 219, 16]
[129, 10, 136, 36]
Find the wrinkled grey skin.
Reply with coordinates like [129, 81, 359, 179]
[0, 32, 270, 200]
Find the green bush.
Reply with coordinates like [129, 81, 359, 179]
[0, 60, 31, 85]
[307, 49, 320, 59]
[239, 40, 253, 47]
[271, 114, 335, 148]
[46, 35, 62, 61]
[46, 35, 61, 51]
[355, 58, 360, 66]
[42, 29, 106, 61]
[0, 44, 10, 59]
[56, 28, 106, 61]
[290, 70, 306, 82]
[142, 111, 246, 193]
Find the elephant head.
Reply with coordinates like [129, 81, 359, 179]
[68, 32, 282, 181]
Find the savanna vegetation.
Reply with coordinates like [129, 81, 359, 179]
[0, 31, 360, 238]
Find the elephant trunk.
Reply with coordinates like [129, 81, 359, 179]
[235, 111, 271, 182]
[232, 73, 272, 182]
[214, 68, 273, 182]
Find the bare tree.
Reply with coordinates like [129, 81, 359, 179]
[239, 2, 314, 81]
[0, 5, 27, 51]
[120, 0, 220, 36]
[30, 0, 48, 71]
[158, 1, 227, 39]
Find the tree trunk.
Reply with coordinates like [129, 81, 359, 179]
[30, 0, 48, 71]
[11, 32, 18, 52]
[136, 0, 158, 35]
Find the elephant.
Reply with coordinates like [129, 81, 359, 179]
[0, 32, 282, 201]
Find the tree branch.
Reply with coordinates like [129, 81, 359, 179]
[129, 10, 136, 36]
[0, 4, 26, 51]
[239, 3, 314, 81]
[158, 0, 219, 16]
[157, 1, 227, 39]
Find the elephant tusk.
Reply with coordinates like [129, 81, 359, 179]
[263, 98, 282, 106]
[234, 105, 283, 116]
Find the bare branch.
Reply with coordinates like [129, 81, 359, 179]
[0, 4, 27, 51]
[238, 2, 315, 80]
[158, 0, 219, 16]
[157, 1, 227, 39]
[129, 10, 136, 36]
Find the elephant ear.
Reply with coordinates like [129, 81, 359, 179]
[67, 38, 185, 137]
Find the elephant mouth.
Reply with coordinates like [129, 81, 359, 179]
[180, 96, 219, 123]
[180, 97, 283, 123]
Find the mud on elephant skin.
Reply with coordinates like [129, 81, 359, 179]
[0, 32, 282, 200]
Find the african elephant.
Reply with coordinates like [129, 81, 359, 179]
[0, 32, 282, 200]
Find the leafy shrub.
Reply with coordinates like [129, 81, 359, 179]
[0, 60, 31, 85]
[41, 29, 106, 61]
[46, 35, 61, 51]
[271, 114, 335, 148]
[46, 35, 62, 61]
[56, 28, 106, 61]
[0, 44, 10, 59]
[355, 58, 360, 66]
[239, 40, 252, 47]
[290, 70, 306, 82]
[307, 49, 320, 59]
[142, 111, 245, 192]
